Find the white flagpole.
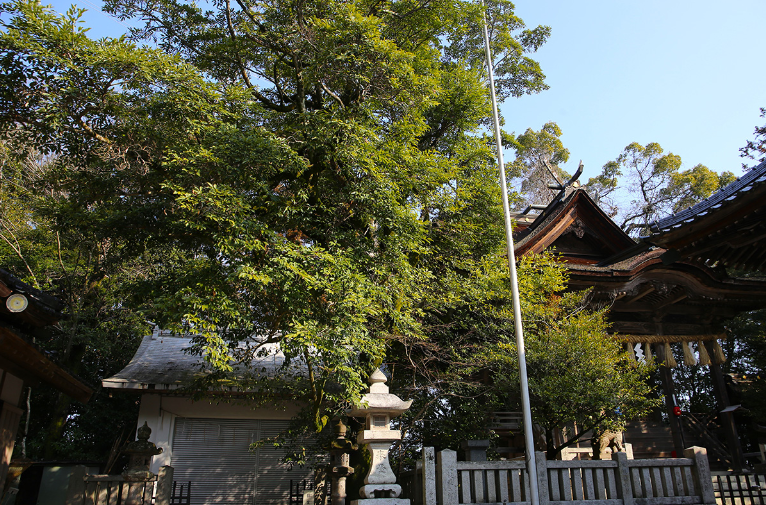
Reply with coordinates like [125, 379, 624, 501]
[479, 3, 540, 503]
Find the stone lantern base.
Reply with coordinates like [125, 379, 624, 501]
[352, 499, 410, 505]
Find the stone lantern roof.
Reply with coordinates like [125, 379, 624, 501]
[347, 369, 411, 417]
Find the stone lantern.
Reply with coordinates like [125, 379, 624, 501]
[122, 421, 163, 482]
[330, 418, 356, 505]
[348, 369, 412, 505]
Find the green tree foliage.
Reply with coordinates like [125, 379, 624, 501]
[719, 310, 766, 424]
[586, 142, 735, 237]
[490, 256, 658, 460]
[0, 0, 658, 465]
[0, 0, 552, 440]
[0, 139, 145, 460]
[664, 164, 737, 213]
[392, 255, 658, 462]
[741, 108, 766, 167]
[508, 122, 570, 208]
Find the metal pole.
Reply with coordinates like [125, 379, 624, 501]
[480, 4, 539, 504]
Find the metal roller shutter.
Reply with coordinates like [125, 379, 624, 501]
[171, 418, 312, 505]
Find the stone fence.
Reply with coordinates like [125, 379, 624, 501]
[64, 465, 175, 505]
[403, 446, 716, 505]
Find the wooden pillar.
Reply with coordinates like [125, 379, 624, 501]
[0, 401, 22, 494]
[705, 342, 745, 472]
[653, 319, 685, 458]
[658, 362, 685, 456]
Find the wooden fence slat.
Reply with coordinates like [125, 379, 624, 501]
[497, 470, 509, 502]
[583, 468, 595, 500]
[651, 467, 663, 497]
[561, 468, 573, 501]
[661, 467, 674, 497]
[460, 469, 471, 504]
[548, 469, 560, 502]
[631, 467, 642, 498]
[472, 470, 485, 503]
[510, 470, 522, 503]
[96, 484, 108, 505]
[682, 467, 694, 496]
[521, 469, 530, 503]
[486, 471, 496, 503]
[594, 468, 606, 500]
[640, 468, 653, 498]
[108, 482, 120, 505]
[753, 474, 766, 505]
[671, 466, 684, 496]
[120, 482, 130, 504]
[745, 475, 756, 505]
[572, 468, 584, 501]
[605, 466, 617, 500]
[737, 475, 746, 505]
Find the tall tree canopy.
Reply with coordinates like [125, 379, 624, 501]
[0, 0, 554, 439]
[586, 142, 736, 237]
[507, 121, 570, 209]
[741, 107, 766, 167]
[0, 0, 660, 466]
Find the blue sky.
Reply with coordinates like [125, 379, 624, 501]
[507, 0, 766, 181]
[39, 0, 766, 182]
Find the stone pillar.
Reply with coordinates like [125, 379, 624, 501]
[460, 440, 489, 462]
[349, 369, 412, 505]
[684, 446, 716, 504]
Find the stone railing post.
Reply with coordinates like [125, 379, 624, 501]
[612, 451, 634, 505]
[534, 452, 548, 505]
[422, 447, 436, 505]
[436, 449, 457, 505]
[156, 466, 175, 505]
[684, 446, 715, 504]
[64, 465, 87, 505]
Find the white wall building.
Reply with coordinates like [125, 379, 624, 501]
[103, 331, 313, 505]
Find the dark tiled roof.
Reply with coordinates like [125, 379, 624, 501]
[649, 160, 766, 234]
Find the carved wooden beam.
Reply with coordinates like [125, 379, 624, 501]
[624, 284, 655, 304]
[654, 293, 688, 311]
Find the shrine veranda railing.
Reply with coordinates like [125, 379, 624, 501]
[404, 447, 716, 505]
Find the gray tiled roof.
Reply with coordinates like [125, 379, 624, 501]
[102, 331, 291, 392]
[649, 160, 766, 234]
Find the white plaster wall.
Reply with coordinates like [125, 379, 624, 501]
[136, 395, 302, 474]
